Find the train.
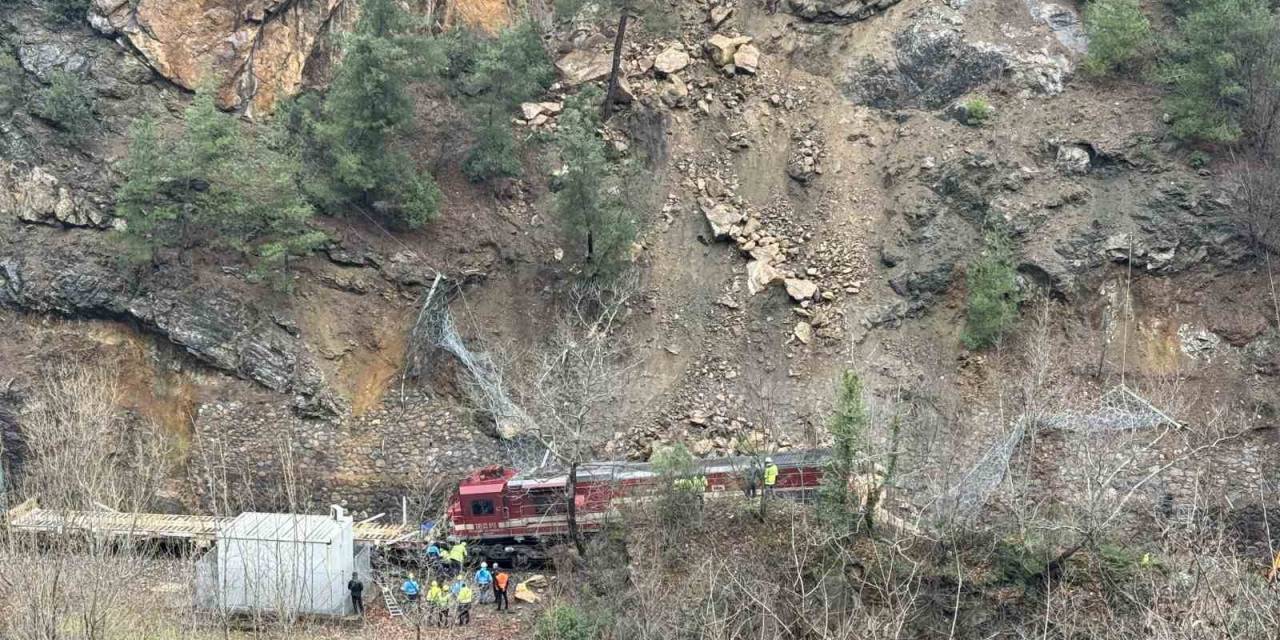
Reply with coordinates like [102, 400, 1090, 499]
[438, 450, 829, 566]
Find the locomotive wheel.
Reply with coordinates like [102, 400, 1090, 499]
[512, 549, 533, 570]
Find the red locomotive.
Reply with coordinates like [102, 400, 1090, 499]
[441, 451, 828, 566]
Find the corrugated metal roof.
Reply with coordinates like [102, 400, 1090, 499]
[219, 512, 343, 545]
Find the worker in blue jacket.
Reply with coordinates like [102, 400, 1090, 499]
[475, 561, 493, 603]
[402, 574, 421, 604]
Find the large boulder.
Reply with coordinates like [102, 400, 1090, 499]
[705, 34, 752, 67]
[88, 0, 346, 115]
[703, 203, 744, 239]
[556, 49, 612, 86]
[746, 259, 781, 295]
[653, 47, 691, 75]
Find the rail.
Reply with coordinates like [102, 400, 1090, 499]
[3, 499, 416, 546]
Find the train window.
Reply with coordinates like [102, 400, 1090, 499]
[470, 499, 495, 516]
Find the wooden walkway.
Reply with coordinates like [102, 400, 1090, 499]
[3, 499, 417, 546]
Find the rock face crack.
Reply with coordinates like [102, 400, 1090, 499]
[0, 239, 339, 415]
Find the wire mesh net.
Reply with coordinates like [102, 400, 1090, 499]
[937, 384, 1177, 522]
[404, 278, 535, 448]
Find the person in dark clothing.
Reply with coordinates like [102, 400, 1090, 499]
[347, 572, 365, 617]
[494, 571, 511, 611]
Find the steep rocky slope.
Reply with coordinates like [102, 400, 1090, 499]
[0, 0, 1275, 562]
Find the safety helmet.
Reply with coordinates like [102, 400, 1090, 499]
[765, 457, 773, 463]
[481, 561, 488, 568]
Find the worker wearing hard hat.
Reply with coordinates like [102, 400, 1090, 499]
[763, 457, 779, 497]
[475, 561, 494, 603]
[401, 574, 420, 605]
[457, 580, 475, 625]
[427, 580, 448, 627]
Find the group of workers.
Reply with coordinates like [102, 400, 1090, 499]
[397, 560, 512, 626]
[744, 457, 780, 498]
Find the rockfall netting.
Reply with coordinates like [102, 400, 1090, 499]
[404, 276, 534, 444]
[937, 384, 1179, 522]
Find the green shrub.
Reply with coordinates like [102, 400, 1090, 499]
[535, 605, 597, 640]
[1187, 149, 1210, 167]
[963, 97, 992, 126]
[1083, 0, 1153, 76]
[819, 370, 869, 534]
[115, 91, 324, 278]
[1161, 0, 1280, 145]
[36, 71, 95, 142]
[962, 233, 1022, 350]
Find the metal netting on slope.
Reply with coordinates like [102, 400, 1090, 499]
[404, 277, 536, 450]
[937, 384, 1178, 522]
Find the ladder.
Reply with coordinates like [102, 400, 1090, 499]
[375, 577, 404, 618]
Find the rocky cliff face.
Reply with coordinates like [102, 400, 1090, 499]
[88, 0, 348, 115]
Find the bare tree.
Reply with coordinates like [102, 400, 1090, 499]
[528, 280, 638, 556]
[0, 363, 175, 640]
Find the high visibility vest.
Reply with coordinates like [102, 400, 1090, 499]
[427, 584, 444, 604]
[458, 586, 474, 604]
[448, 543, 467, 563]
[763, 464, 779, 486]
[495, 573, 509, 589]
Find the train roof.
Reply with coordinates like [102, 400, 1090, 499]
[507, 449, 829, 488]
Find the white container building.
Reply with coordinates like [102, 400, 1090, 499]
[196, 506, 368, 618]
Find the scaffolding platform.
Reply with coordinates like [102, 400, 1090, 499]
[3, 499, 417, 546]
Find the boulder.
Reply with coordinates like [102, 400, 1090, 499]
[733, 44, 760, 74]
[793, 321, 813, 344]
[0, 163, 110, 228]
[653, 47, 691, 75]
[523, 574, 550, 590]
[88, 0, 347, 114]
[705, 34, 752, 67]
[709, 5, 734, 27]
[1056, 145, 1091, 174]
[746, 260, 781, 295]
[521, 102, 547, 120]
[703, 203, 744, 238]
[556, 49, 613, 86]
[514, 581, 541, 603]
[784, 278, 818, 301]
[659, 74, 689, 107]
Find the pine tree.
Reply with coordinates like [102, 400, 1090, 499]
[1082, 0, 1153, 76]
[115, 91, 322, 278]
[1162, 0, 1280, 146]
[308, 0, 443, 228]
[962, 232, 1022, 350]
[462, 22, 554, 181]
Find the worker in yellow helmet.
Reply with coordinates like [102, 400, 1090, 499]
[427, 580, 448, 627]
[456, 579, 475, 625]
[763, 457, 779, 498]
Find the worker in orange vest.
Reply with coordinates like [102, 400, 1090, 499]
[494, 570, 511, 611]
